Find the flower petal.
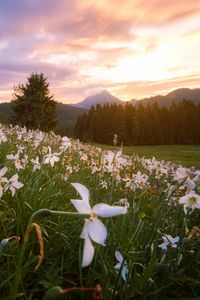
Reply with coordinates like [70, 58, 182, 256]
[71, 183, 90, 203]
[80, 220, 90, 239]
[186, 179, 195, 190]
[0, 167, 8, 176]
[173, 236, 180, 244]
[85, 219, 107, 245]
[179, 196, 188, 205]
[82, 237, 95, 267]
[114, 262, 121, 270]
[13, 181, 24, 189]
[165, 234, 174, 244]
[0, 187, 3, 198]
[121, 265, 128, 281]
[158, 242, 167, 250]
[93, 203, 127, 218]
[115, 250, 123, 263]
[71, 200, 91, 214]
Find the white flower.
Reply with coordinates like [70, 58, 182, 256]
[186, 178, 196, 191]
[80, 153, 88, 161]
[44, 146, 60, 167]
[99, 180, 108, 189]
[0, 236, 20, 252]
[179, 191, 200, 214]
[71, 183, 127, 267]
[16, 145, 24, 154]
[0, 167, 8, 198]
[34, 131, 44, 147]
[31, 156, 41, 172]
[103, 151, 127, 172]
[118, 198, 130, 209]
[4, 174, 24, 196]
[158, 234, 180, 250]
[61, 136, 71, 150]
[0, 128, 7, 144]
[173, 167, 187, 181]
[6, 153, 24, 170]
[124, 171, 148, 191]
[114, 250, 129, 281]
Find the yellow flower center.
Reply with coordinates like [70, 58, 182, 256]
[189, 196, 196, 205]
[90, 211, 98, 219]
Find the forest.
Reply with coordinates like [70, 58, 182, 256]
[74, 100, 200, 145]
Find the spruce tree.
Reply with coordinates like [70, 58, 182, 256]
[12, 73, 57, 131]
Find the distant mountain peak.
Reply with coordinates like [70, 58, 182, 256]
[73, 90, 122, 109]
[167, 87, 200, 99]
[71, 87, 200, 109]
[99, 89, 112, 96]
[130, 87, 200, 107]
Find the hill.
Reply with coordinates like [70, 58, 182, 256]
[0, 102, 87, 127]
[56, 103, 87, 125]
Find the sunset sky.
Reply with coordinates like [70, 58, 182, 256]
[1, 0, 200, 103]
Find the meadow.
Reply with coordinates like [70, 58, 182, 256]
[99, 144, 200, 170]
[0, 123, 200, 299]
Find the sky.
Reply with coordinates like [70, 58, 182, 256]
[1, 0, 200, 104]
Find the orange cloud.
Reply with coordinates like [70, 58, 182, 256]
[112, 75, 200, 100]
[0, 0, 200, 103]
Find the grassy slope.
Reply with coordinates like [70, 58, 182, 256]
[98, 144, 200, 169]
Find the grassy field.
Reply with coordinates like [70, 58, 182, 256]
[1, 124, 200, 299]
[98, 144, 200, 169]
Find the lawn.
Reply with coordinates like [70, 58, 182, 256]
[98, 144, 200, 169]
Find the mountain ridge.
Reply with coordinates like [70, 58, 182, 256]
[0, 87, 200, 127]
[71, 87, 200, 109]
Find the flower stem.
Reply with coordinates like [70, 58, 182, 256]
[11, 209, 89, 299]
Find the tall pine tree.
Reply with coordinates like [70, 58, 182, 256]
[12, 73, 57, 131]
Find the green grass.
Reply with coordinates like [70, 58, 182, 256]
[1, 124, 200, 299]
[98, 144, 200, 169]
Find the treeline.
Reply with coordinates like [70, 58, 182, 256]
[74, 100, 200, 145]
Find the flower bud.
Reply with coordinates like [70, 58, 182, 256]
[43, 286, 64, 300]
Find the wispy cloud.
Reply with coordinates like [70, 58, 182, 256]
[0, 0, 200, 102]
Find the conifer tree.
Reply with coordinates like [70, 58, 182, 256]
[12, 73, 57, 131]
[73, 100, 200, 145]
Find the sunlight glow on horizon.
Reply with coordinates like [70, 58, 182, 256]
[0, 0, 200, 103]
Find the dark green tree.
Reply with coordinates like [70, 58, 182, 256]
[74, 100, 200, 145]
[124, 103, 139, 145]
[11, 73, 57, 131]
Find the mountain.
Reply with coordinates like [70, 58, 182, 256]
[0, 87, 200, 126]
[73, 88, 200, 109]
[73, 90, 122, 108]
[131, 88, 200, 107]
[167, 88, 200, 101]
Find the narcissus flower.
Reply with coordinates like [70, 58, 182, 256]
[158, 234, 180, 250]
[31, 156, 41, 172]
[114, 250, 129, 281]
[4, 174, 24, 196]
[44, 146, 60, 167]
[173, 167, 188, 181]
[179, 191, 200, 214]
[0, 167, 8, 198]
[6, 153, 24, 170]
[71, 183, 127, 267]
